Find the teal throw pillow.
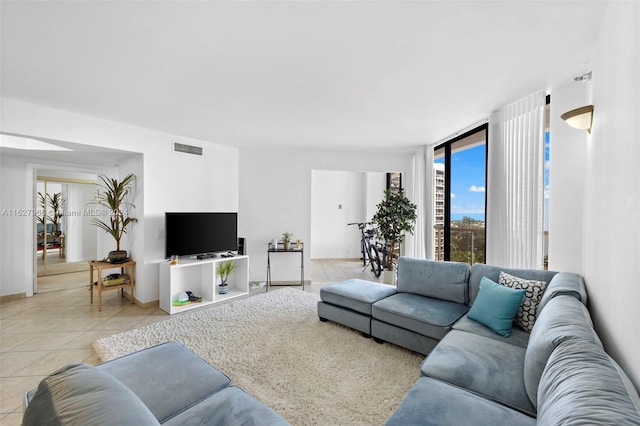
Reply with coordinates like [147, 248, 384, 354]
[468, 276, 526, 337]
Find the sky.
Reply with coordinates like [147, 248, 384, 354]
[435, 144, 486, 221]
[434, 131, 550, 225]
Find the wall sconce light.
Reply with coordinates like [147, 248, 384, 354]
[561, 105, 594, 134]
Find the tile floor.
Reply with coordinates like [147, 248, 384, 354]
[0, 259, 382, 425]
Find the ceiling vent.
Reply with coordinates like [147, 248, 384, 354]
[173, 142, 203, 156]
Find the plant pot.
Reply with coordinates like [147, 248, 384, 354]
[107, 250, 128, 263]
[283, 242, 290, 250]
[218, 283, 229, 294]
[383, 270, 396, 286]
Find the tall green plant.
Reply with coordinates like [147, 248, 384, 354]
[37, 192, 65, 234]
[372, 189, 417, 271]
[37, 192, 47, 228]
[47, 192, 65, 235]
[89, 173, 137, 251]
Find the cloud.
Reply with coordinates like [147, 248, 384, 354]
[451, 205, 485, 214]
[469, 185, 485, 193]
[450, 193, 456, 198]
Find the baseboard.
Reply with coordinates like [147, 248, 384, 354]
[311, 258, 360, 262]
[0, 292, 26, 304]
[121, 291, 159, 309]
[267, 280, 312, 286]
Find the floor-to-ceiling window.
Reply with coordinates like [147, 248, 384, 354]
[543, 96, 550, 269]
[433, 124, 487, 263]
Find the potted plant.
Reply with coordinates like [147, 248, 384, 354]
[88, 173, 137, 263]
[217, 260, 238, 294]
[282, 232, 293, 250]
[372, 189, 417, 284]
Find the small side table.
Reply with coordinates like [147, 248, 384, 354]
[266, 242, 304, 291]
[89, 259, 136, 312]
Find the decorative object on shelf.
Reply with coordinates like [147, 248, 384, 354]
[170, 255, 179, 265]
[217, 260, 238, 294]
[296, 239, 301, 249]
[271, 238, 278, 249]
[173, 291, 191, 306]
[88, 173, 137, 263]
[372, 189, 417, 282]
[282, 232, 293, 250]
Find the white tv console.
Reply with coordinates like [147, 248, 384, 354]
[159, 255, 249, 315]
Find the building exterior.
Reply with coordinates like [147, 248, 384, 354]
[434, 163, 445, 260]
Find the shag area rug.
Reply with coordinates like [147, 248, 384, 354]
[94, 287, 423, 425]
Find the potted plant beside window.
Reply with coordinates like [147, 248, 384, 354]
[217, 260, 238, 294]
[372, 188, 417, 285]
[88, 173, 137, 263]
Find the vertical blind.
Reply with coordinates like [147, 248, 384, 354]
[487, 90, 546, 269]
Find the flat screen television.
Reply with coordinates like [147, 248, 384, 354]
[165, 212, 237, 258]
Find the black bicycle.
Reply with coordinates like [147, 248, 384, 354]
[348, 222, 382, 277]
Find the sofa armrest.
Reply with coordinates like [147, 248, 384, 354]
[23, 363, 160, 426]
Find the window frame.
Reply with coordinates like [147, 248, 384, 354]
[434, 123, 488, 262]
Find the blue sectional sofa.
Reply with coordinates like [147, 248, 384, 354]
[22, 341, 289, 426]
[319, 257, 640, 425]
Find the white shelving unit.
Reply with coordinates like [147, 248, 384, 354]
[159, 255, 249, 314]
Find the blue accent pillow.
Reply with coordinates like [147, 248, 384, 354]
[467, 276, 526, 337]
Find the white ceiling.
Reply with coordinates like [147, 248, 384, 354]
[1, 1, 607, 154]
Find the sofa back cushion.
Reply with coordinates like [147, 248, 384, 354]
[537, 339, 640, 425]
[469, 264, 556, 304]
[397, 257, 470, 304]
[23, 363, 160, 426]
[523, 295, 602, 408]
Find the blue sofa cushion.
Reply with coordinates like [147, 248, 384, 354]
[469, 263, 557, 304]
[22, 363, 160, 426]
[396, 257, 470, 304]
[372, 292, 469, 341]
[537, 339, 640, 425]
[386, 377, 536, 426]
[162, 386, 290, 426]
[452, 314, 530, 348]
[319, 279, 397, 315]
[499, 271, 547, 333]
[467, 277, 525, 337]
[96, 341, 231, 423]
[421, 329, 535, 416]
[524, 295, 602, 408]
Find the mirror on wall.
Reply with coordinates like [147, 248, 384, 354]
[36, 177, 98, 276]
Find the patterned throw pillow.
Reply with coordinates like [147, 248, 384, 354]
[499, 271, 547, 333]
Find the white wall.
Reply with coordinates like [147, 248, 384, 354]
[310, 170, 388, 260]
[311, 170, 365, 259]
[366, 172, 387, 220]
[582, 1, 640, 389]
[550, 1, 640, 390]
[239, 148, 413, 283]
[65, 183, 98, 262]
[0, 98, 239, 303]
[548, 80, 589, 273]
[0, 155, 35, 296]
